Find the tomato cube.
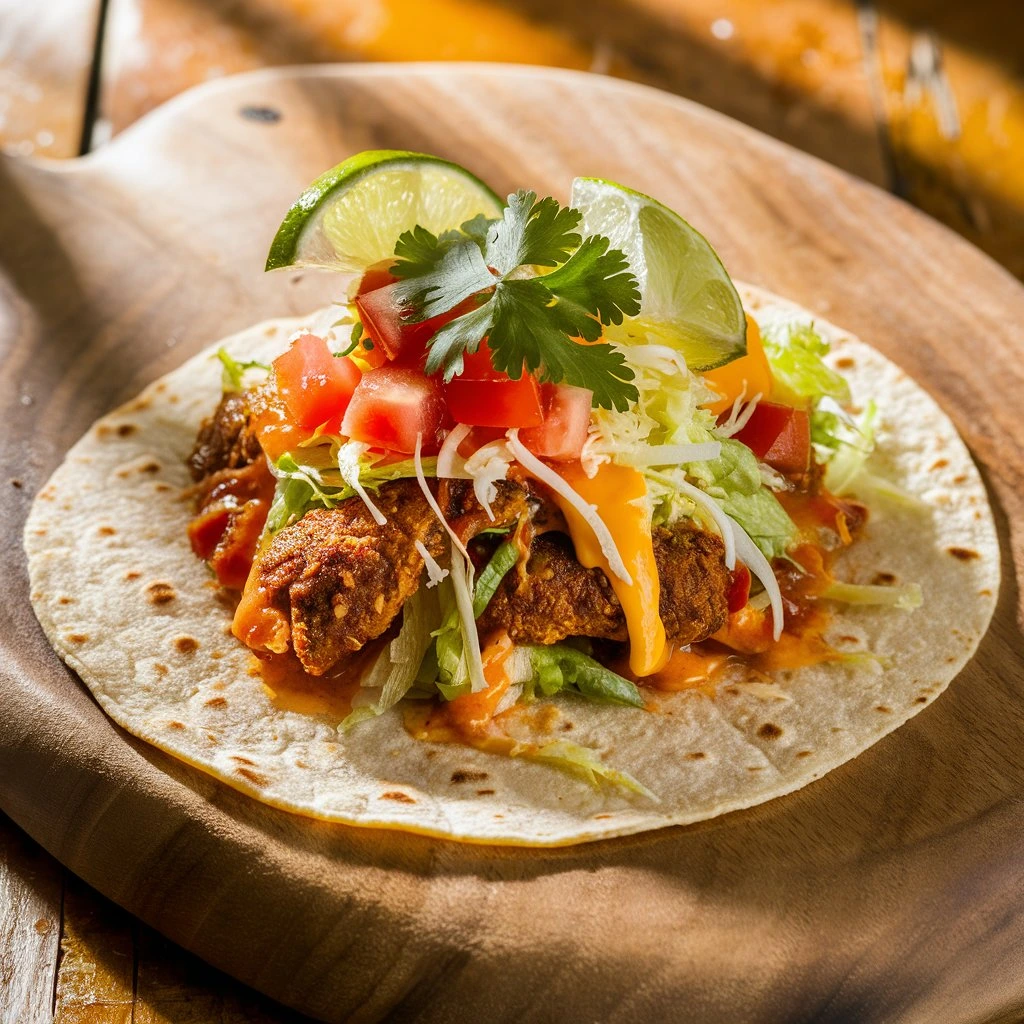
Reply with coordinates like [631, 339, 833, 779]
[443, 341, 544, 428]
[272, 333, 361, 430]
[733, 401, 810, 474]
[341, 366, 450, 454]
[518, 383, 593, 460]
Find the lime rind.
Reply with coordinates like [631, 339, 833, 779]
[570, 177, 746, 371]
[266, 150, 504, 274]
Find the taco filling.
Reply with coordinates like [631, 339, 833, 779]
[182, 156, 925, 794]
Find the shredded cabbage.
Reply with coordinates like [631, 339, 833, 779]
[527, 741, 657, 800]
[524, 645, 645, 708]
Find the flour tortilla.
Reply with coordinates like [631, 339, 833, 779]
[25, 285, 999, 845]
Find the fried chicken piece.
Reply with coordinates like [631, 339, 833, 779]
[250, 480, 447, 675]
[188, 391, 262, 482]
[478, 523, 729, 647]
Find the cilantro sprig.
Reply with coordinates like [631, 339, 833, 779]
[389, 191, 641, 411]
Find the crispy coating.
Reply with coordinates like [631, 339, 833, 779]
[252, 480, 447, 675]
[188, 391, 262, 482]
[478, 524, 730, 647]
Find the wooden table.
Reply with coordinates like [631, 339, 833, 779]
[1, 3, 1021, 1021]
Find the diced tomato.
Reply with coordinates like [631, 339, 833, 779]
[702, 315, 774, 416]
[341, 366, 450, 454]
[518, 383, 593, 460]
[733, 401, 811, 474]
[443, 340, 544, 428]
[272, 334, 361, 430]
[356, 274, 486, 370]
[726, 563, 752, 613]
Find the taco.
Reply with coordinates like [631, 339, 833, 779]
[25, 154, 998, 845]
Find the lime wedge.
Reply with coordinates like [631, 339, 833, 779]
[266, 150, 504, 274]
[570, 177, 746, 370]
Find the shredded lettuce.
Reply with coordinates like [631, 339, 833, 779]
[823, 580, 923, 610]
[216, 348, 270, 392]
[760, 323, 850, 406]
[341, 587, 440, 730]
[264, 443, 437, 535]
[527, 740, 657, 800]
[523, 645, 645, 708]
[682, 438, 797, 560]
[472, 540, 519, 617]
[432, 577, 473, 701]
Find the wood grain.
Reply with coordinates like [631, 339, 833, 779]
[0, 815, 62, 1024]
[0, 0, 101, 158]
[1, 65, 1023, 1023]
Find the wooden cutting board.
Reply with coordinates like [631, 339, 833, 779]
[2, 64, 1023, 1024]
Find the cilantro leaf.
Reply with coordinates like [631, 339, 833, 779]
[389, 191, 641, 410]
[423, 300, 494, 380]
[393, 240, 494, 322]
[541, 235, 641, 326]
[486, 191, 582, 274]
[390, 225, 447, 278]
[486, 280, 636, 409]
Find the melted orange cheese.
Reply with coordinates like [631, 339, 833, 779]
[550, 463, 669, 677]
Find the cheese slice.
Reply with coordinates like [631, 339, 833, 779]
[551, 463, 669, 677]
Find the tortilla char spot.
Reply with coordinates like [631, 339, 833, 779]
[947, 546, 980, 561]
[757, 723, 783, 740]
[204, 697, 227, 708]
[141, 460, 161, 474]
[451, 769, 489, 784]
[67, 633, 88, 644]
[231, 755, 256, 766]
[952, 474, 968, 484]
[146, 581, 176, 605]
[235, 767, 268, 786]
[476, 788, 495, 796]
[125, 570, 141, 581]
[425, 749, 438, 759]
[264, 326, 278, 337]
[871, 572, 897, 585]
[95, 424, 111, 438]
[946, 655, 957, 663]
[561, 721, 574, 732]
[154, 663, 168, 676]
[594, 814, 612, 820]
[931, 458, 949, 470]
[831, 726, 842, 733]
[836, 635, 859, 645]
[747, 766, 765, 772]
[796, 750, 813, 758]
[835, 356, 856, 369]
[154, 482, 173, 493]
[722, 686, 739, 696]
[174, 636, 199, 654]
[33, 528, 46, 536]
[979, 588, 992, 597]
[686, 751, 706, 760]
[915, 696, 928, 704]
[875, 705, 892, 713]
[116, 423, 137, 437]
[380, 791, 416, 804]
[98, 526, 116, 536]
[295, 760, 309, 769]
[210, 651, 224, 660]
[167, 721, 185, 731]
[58, 596, 73, 605]
[11, 479, 22, 488]
[154, 382, 167, 393]
[207, 733, 219, 743]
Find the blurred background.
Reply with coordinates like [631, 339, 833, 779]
[2, 0, 1022, 278]
[1, 2, 1021, 1021]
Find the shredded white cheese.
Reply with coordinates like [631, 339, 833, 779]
[716, 386, 763, 438]
[658, 476, 736, 570]
[437, 423, 472, 480]
[507, 429, 633, 586]
[336, 441, 387, 526]
[464, 440, 513, 521]
[617, 441, 722, 467]
[727, 514, 784, 641]
[415, 540, 449, 588]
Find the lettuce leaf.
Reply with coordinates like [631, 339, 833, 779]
[684, 438, 797, 560]
[761, 323, 850, 405]
[524, 645, 645, 708]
